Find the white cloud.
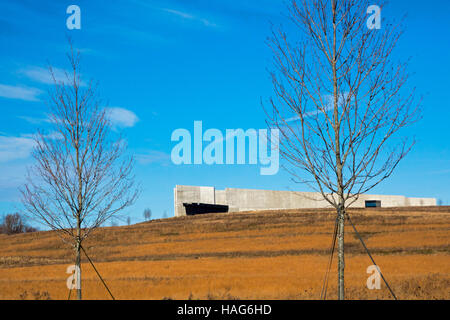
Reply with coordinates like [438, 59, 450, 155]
[0, 135, 36, 163]
[106, 107, 139, 129]
[162, 8, 217, 27]
[0, 132, 63, 163]
[285, 106, 333, 122]
[18, 115, 52, 124]
[163, 8, 193, 19]
[136, 150, 171, 165]
[18, 66, 86, 86]
[0, 84, 43, 101]
[46, 131, 64, 140]
[22, 131, 64, 141]
[0, 162, 30, 189]
[285, 92, 351, 122]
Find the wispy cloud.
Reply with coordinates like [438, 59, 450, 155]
[20, 107, 140, 131]
[285, 106, 334, 122]
[163, 8, 193, 19]
[18, 66, 86, 86]
[106, 107, 139, 129]
[18, 115, 52, 124]
[0, 131, 64, 163]
[22, 131, 63, 141]
[162, 8, 218, 27]
[0, 135, 36, 162]
[285, 93, 351, 123]
[0, 84, 43, 102]
[0, 162, 30, 190]
[136, 150, 171, 165]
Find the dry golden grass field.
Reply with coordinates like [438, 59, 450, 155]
[0, 206, 449, 300]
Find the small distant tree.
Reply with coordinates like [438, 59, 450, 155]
[127, 216, 131, 225]
[437, 199, 443, 206]
[0, 213, 38, 235]
[143, 208, 152, 221]
[20, 41, 139, 300]
[2, 213, 23, 234]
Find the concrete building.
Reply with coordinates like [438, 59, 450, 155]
[174, 185, 437, 217]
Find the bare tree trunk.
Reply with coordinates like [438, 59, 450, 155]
[75, 239, 82, 300]
[331, 0, 345, 301]
[76, 213, 82, 300]
[337, 205, 345, 300]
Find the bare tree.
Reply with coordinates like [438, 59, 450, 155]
[143, 208, 152, 221]
[20, 41, 139, 300]
[264, 0, 420, 299]
[1, 213, 24, 235]
[0, 213, 37, 235]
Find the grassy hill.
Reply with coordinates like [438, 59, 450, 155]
[0, 206, 449, 300]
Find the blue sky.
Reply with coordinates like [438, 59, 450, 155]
[0, 0, 449, 225]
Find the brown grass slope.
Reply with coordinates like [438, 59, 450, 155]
[0, 206, 449, 300]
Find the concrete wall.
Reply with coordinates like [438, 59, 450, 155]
[218, 188, 330, 211]
[174, 185, 437, 217]
[174, 185, 216, 217]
